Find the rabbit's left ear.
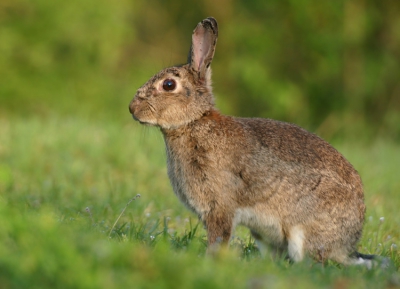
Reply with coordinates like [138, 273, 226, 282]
[188, 17, 218, 81]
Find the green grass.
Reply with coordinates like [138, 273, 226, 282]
[0, 115, 399, 289]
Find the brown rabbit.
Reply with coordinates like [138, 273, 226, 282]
[129, 17, 375, 266]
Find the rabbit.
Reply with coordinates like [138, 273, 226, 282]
[129, 17, 377, 267]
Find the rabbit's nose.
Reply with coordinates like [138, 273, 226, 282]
[128, 99, 136, 114]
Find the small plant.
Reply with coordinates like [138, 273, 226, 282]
[108, 194, 141, 238]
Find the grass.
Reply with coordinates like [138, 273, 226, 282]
[0, 115, 399, 289]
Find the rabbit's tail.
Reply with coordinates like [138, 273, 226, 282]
[349, 252, 392, 269]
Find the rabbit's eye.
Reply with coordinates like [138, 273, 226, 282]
[162, 79, 176, 91]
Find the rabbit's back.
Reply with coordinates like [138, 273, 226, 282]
[238, 117, 363, 193]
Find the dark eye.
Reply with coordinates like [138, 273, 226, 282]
[162, 79, 176, 91]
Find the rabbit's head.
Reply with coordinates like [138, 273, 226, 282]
[129, 17, 218, 130]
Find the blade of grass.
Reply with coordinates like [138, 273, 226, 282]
[109, 194, 141, 238]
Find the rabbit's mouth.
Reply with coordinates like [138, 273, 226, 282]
[131, 113, 139, 121]
[131, 113, 155, 126]
[131, 113, 145, 124]
[129, 99, 153, 125]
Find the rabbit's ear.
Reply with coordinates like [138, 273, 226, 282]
[188, 17, 218, 81]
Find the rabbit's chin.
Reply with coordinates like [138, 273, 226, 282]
[131, 114, 185, 129]
[131, 114, 156, 126]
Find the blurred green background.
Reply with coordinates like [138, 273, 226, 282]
[1, 0, 399, 141]
[1, 1, 400, 287]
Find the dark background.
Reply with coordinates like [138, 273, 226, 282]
[1, 0, 399, 141]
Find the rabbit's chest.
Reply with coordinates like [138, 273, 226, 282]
[165, 143, 231, 215]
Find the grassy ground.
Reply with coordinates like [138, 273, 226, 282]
[0, 115, 399, 289]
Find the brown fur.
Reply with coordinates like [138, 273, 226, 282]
[129, 18, 368, 265]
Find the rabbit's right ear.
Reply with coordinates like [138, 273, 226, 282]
[188, 17, 218, 82]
